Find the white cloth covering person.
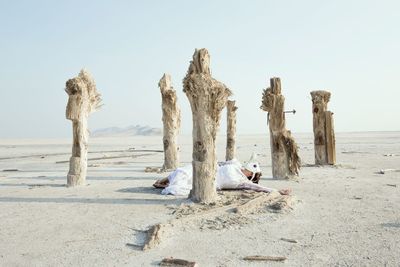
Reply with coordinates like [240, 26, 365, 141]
[160, 154, 277, 196]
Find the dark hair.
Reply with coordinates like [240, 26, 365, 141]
[247, 172, 262, 184]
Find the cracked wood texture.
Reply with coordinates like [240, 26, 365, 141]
[226, 100, 238, 161]
[159, 73, 181, 170]
[65, 69, 102, 186]
[310, 90, 336, 165]
[260, 77, 300, 179]
[183, 48, 232, 203]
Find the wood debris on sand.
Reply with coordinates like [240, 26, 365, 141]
[137, 191, 293, 251]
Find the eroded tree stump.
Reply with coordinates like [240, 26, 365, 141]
[310, 90, 336, 165]
[226, 100, 238, 161]
[183, 48, 232, 203]
[159, 73, 181, 171]
[65, 69, 102, 186]
[260, 77, 300, 179]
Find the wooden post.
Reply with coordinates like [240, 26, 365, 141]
[159, 73, 181, 171]
[310, 90, 335, 165]
[325, 111, 336, 164]
[260, 77, 300, 179]
[226, 100, 238, 161]
[183, 48, 232, 203]
[65, 69, 102, 186]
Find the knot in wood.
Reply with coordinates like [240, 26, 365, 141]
[227, 138, 234, 147]
[163, 139, 169, 150]
[194, 141, 206, 161]
[315, 132, 325, 145]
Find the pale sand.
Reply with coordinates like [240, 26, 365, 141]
[0, 132, 399, 266]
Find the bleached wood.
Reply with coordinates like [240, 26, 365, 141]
[159, 73, 181, 171]
[243, 255, 287, 262]
[261, 78, 300, 179]
[310, 90, 335, 165]
[183, 48, 232, 203]
[142, 224, 164, 251]
[226, 100, 238, 161]
[160, 258, 198, 267]
[325, 111, 336, 164]
[65, 69, 101, 186]
[233, 191, 281, 214]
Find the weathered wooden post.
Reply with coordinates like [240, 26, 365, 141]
[65, 69, 102, 186]
[183, 48, 231, 203]
[310, 90, 336, 165]
[260, 77, 300, 179]
[159, 73, 181, 171]
[226, 100, 238, 161]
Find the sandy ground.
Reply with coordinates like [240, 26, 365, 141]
[0, 132, 399, 266]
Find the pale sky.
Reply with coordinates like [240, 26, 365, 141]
[0, 0, 399, 138]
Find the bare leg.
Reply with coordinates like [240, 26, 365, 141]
[237, 182, 291, 195]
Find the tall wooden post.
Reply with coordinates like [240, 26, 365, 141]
[65, 69, 102, 186]
[260, 77, 300, 179]
[226, 100, 238, 161]
[159, 73, 181, 171]
[183, 48, 231, 203]
[310, 90, 336, 165]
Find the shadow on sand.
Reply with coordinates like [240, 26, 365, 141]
[381, 222, 400, 228]
[0, 196, 186, 205]
[6, 175, 157, 181]
[117, 186, 162, 194]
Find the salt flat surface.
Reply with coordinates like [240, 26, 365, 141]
[0, 132, 399, 266]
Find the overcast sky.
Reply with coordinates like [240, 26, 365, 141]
[0, 0, 399, 138]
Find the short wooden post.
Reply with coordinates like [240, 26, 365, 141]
[159, 73, 181, 171]
[226, 100, 238, 161]
[260, 77, 300, 179]
[183, 48, 231, 203]
[310, 90, 336, 165]
[65, 69, 102, 186]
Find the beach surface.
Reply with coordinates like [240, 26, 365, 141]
[0, 132, 399, 266]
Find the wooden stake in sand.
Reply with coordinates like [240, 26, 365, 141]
[226, 100, 238, 161]
[159, 73, 181, 171]
[65, 69, 102, 186]
[260, 77, 300, 179]
[160, 257, 198, 267]
[243, 255, 287, 262]
[183, 48, 232, 203]
[310, 90, 336, 165]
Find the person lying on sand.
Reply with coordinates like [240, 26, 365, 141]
[153, 153, 291, 196]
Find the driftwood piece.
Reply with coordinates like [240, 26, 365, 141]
[310, 90, 336, 165]
[142, 224, 164, 251]
[65, 69, 101, 186]
[226, 100, 238, 161]
[160, 257, 198, 267]
[183, 48, 232, 203]
[159, 74, 181, 171]
[233, 191, 281, 214]
[243, 255, 287, 262]
[141, 191, 291, 250]
[261, 77, 300, 179]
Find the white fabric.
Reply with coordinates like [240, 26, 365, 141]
[161, 158, 250, 196]
[161, 164, 192, 196]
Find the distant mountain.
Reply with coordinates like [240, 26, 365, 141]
[91, 125, 162, 137]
